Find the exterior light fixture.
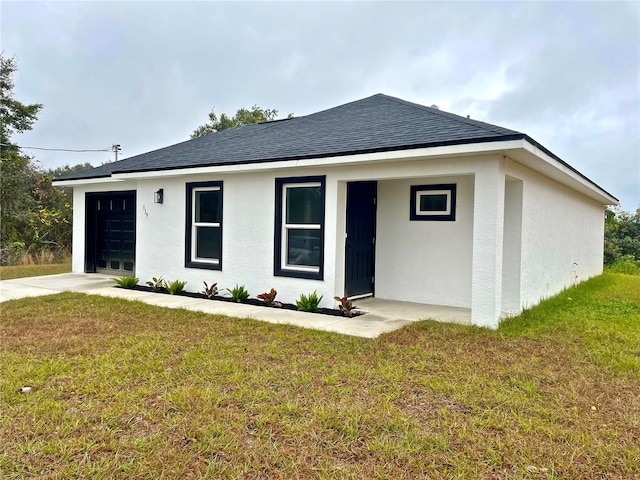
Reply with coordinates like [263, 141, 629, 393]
[154, 189, 164, 204]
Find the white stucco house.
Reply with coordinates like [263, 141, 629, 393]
[54, 94, 618, 328]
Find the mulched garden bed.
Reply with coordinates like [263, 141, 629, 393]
[118, 285, 362, 318]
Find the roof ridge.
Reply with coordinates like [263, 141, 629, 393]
[379, 94, 521, 136]
[259, 116, 296, 125]
[298, 93, 385, 120]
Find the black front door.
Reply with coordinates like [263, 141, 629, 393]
[85, 192, 136, 275]
[345, 181, 377, 297]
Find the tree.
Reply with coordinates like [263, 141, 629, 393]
[0, 53, 43, 245]
[30, 163, 94, 250]
[604, 206, 640, 265]
[191, 104, 286, 138]
[0, 54, 42, 147]
[0, 54, 93, 264]
[49, 162, 94, 179]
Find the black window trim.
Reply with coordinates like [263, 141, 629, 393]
[185, 180, 223, 270]
[274, 175, 326, 280]
[410, 183, 457, 221]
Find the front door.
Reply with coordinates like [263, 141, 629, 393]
[85, 192, 136, 275]
[345, 181, 377, 297]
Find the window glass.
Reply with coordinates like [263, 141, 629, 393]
[286, 186, 322, 224]
[195, 190, 221, 223]
[196, 226, 221, 260]
[420, 193, 448, 212]
[286, 229, 321, 266]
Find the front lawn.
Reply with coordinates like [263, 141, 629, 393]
[1, 274, 638, 479]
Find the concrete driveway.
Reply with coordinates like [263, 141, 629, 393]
[0, 273, 115, 301]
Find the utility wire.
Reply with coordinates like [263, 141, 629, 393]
[0, 143, 115, 153]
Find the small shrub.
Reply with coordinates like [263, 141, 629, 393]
[33, 249, 55, 264]
[2, 242, 27, 266]
[606, 258, 640, 276]
[257, 288, 281, 306]
[333, 296, 358, 317]
[165, 279, 187, 295]
[0, 243, 70, 266]
[296, 290, 323, 313]
[227, 284, 250, 303]
[202, 281, 219, 298]
[145, 276, 164, 291]
[113, 276, 139, 288]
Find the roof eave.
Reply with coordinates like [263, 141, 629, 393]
[510, 138, 618, 205]
[52, 175, 123, 187]
[52, 136, 618, 206]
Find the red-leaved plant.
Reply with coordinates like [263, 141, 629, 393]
[202, 281, 219, 298]
[333, 296, 358, 317]
[257, 288, 281, 307]
[145, 276, 164, 291]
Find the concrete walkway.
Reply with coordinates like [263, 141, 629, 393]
[0, 273, 470, 338]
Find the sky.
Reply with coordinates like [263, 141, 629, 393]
[2, 1, 639, 211]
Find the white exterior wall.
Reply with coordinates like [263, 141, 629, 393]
[67, 149, 610, 326]
[505, 158, 605, 309]
[71, 188, 86, 273]
[70, 157, 484, 309]
[133, 166, 480, 309]
[71, 182, 138, 273]
[470, 157, 506, 327]
[375, 175, 474, 308]
[502, 177, 524, 315]
[133, 169, 338, 308]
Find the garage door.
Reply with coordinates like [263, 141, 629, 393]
[85, 192, 136, 275]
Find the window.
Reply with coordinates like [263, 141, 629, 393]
[186, 181, 223, 269]
[410, 184, 456, 221]
[274, 176, 325, 279]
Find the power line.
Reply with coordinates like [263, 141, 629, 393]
[0, 143, 115, 153]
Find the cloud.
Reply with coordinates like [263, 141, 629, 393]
[2, 1, 638, 209]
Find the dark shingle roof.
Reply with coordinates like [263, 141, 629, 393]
[56, 94, 528, 180]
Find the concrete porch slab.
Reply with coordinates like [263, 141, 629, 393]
[356, 297, 472, 325]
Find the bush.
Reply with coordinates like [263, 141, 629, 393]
[257, 288, 278, 306]
[604, 207, 640, 265]
[165, 280, 187, 295]
[113, 276, 139, 288]
[0, 243, 69, 266]
[202, 281, 219, 298]
[333, 296, 358, 317]
[227, 284, 249, 303]
[296, 291, 323, 313]
[606, 258, 640, 276]
[145, 276, 164, 291]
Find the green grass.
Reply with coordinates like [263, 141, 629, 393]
[500, 273, 640, 375]
[0, 259, 72, 280]
[1, 273, 639, 479]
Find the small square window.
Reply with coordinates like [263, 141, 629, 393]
[410, 184, 456, 221]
